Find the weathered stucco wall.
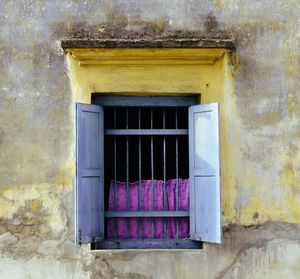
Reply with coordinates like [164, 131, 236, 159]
[0, 1, 300, 278]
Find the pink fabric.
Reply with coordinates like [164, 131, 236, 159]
[107, 179, 189, 239]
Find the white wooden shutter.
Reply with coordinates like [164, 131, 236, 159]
[76, 103, 104, 244]
[188, 103, 222, 243]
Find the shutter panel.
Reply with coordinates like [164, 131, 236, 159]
[188, 103, 222, 243]
[76, 103, 104, 244]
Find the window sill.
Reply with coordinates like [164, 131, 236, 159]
[92, 239, 202, 250]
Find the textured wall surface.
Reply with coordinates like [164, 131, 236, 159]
[0, 1, 300, 278]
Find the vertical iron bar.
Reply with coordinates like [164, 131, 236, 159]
[138, 109, 142, 239]
[163, 109, 167, 238]
[151, 109, 154, 239]
[175, 109, 179, 239]
[114, 109, 117, 240]
[126, 108, 129, 239]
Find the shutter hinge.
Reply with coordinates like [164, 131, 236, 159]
[91, 236, 97, 250]
[78, 229, 82, 246]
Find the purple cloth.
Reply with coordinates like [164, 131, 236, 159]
[107, 179, 189, 239]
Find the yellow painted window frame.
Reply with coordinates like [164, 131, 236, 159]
[66, 47, 234, 224]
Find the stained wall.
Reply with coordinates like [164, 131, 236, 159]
[0, 1, 300, 278]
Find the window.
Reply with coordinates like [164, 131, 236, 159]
[76, 96, 221, 249]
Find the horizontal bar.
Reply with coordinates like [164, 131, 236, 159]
[105, 129, 188, 135]
[92, 95, 198, 107]
[96, 239, 202, 249]
[105, 211, 189, 218]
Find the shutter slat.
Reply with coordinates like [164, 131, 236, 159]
[76, 103, 104, 244]
[188, 103, 222, 243]
[80, 169, 102, 177]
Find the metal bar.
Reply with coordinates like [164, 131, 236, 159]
[163, 109, 167, 239]
[96, 239, 202, 250]
[104, 129, 188, 135]
[105, 211, 189, 218]
[126, 108, 129, 239]
[114, 108, 117, 240]
[138, 108, 142, 239]
[151, 109, 154, 239]
[175, 109, 179, 238]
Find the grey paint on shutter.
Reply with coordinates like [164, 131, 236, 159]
[188, 103, 222, 243]
[76, 103, 104, 244]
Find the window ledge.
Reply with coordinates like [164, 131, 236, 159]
[91, 250, 204, 254]
[61, 37, 235, 50]
[94, 239, 202, 250]
[61, 37, 235, 66]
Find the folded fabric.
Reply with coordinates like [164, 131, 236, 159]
[107, 179, 189, 239]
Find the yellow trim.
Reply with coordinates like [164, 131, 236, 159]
[66, 48, 226, 66]
[67, 47, 236, 224]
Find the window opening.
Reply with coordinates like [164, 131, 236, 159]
[102, 106, 193, 248]
[77, 95, 221, 248]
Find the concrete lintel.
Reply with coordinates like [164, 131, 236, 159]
[61, 37, 235, 50]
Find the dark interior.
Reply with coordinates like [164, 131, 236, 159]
[103, 107, 189, 211]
